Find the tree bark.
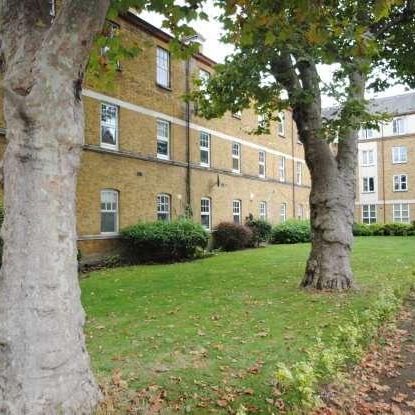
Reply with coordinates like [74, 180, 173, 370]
[0, 1, 109, 413]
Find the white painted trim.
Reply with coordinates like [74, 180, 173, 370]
[83, 89, 306, 163]
[355, 199, 415, 205]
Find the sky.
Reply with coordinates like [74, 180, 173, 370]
[139, 3, 413, 107]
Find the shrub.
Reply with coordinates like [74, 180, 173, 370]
[383, 222, 414, 236]
[270, 220, 311, 244]
[352, 223, 373, 236]
[212, 222, 253, 251]
[121, 220, 209, 264]
[245, 215, 272, 247]
[353, 222, 415, 236]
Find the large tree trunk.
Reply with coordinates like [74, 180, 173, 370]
[0, 1, 109, 413]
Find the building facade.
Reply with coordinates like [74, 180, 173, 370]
[0, 12, 311, 259]
[356, 93, 415, 224]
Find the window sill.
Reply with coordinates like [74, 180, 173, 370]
[362, 191, 375, 194]
[200, 163, 210, 168]
[156, 83, 172, 92]
[393, 189, 408, 192]
[362, 164, 376, 167]
[392, 161, 407, 164]
[278, 133, 285, 138]
[157, 154, 170, 161]
[100, 143, 118, 151]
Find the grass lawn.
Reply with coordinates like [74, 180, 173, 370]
[82, 237, 415, 414]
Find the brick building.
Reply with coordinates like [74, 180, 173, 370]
[356, 93, 415, 224]
[0, 11, 311, 259]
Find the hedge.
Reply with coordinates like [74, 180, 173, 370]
[353, 222, 415, 236]
[121, 220, 209, 264]
[245, 216, 272, 247]
[270, 220, 311, 244]
[212, 222, 253, 251]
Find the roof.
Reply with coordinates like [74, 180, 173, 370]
[122, 11, 217, 68]
[323, 91, 415, 118]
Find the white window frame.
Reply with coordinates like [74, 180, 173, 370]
[156, 119, 170, 160]
[258, 114, 266, 128]
[362, 204, 376, 224]
[258, 151, 266, 178]
[232, 142, 241, 173]
[201, 197, 212, 230]
[362, 150, 374, 166]
[100, 102, 118, 150]
[156, 46, 170, 88]
[233, 199, 242, 224]
[157, 193, 171, 221]
[277, 111, 285, 136]
[392, 146, 407, 164]
[393, 203, 410, 223]
[232, 110, 242, 119]
[259, 201, 267, 221]
[392, 117, 405, 135]
[280, 203, 287, 223]
[278, 156, 286, 182]
[200, 131, 211, 167]
[362, 176, 375, 193]
[100, 189, 119, 234]
[296, 162, 302, 185]
[393, 174, 408, 192]
[297, 204, 304, 220]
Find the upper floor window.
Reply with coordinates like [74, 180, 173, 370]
[232, 142, 241, 173]
[233, 199, 242, 224]
[156, 119, 170, 160]
[259, 201, 267, 221]
[201, 197, 212, 230]
[258, 114, 266, 128]
[280, 203, 287, 223]
[362, 204, 376, 224]
[362, 149, 374, 166]
[156, 47, 170, 88]
[101, 103, 118, 150]
[258, 151, 266, 178]
[363, 176, 375, 193]
[157, 193, 171, 221]
[101, 189, 119, 234]
[200, 131, 211, 167]
[277, 111, 285, 136]
[393, 174, 408, 192]
[392, 117, 405, 135]
[393, 203, 410, 223]
[199, 69, 210, 82]
[296, 162, 302, 185]
[392, 146, 407, 164]
[278, 156, 286, 182]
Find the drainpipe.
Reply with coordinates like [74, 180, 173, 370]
[291, 111, 296, 219]
[185, 57, 192, 218]
[381, 126, 386, 223]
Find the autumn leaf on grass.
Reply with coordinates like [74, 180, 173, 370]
[255, 331, 269, 338]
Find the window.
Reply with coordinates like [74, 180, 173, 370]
[392, 117, 405, 135]
[200, 131, 210, 167]
[199, 69, 210, 82]
[393, 174, 408, 191]
[258, 151, 266, 178]
[156, 47, 170, 88]
[232, 142, 241, 173]
[156, 119, 170, 160]
[201, 198, 211, 230]
[233, 200, 242, 224]
[297, 204, 304, 220]
[362, 177, 375, 193]
[259, 201, 267, 220]
[393, 203, 410, 223]
[392, 146, 407, 164]
[362, 204, 376, 224]
[100, 103, 118, 149]
[296, 162, 302, 185]
[360, 128, 376, 140]
[49, 0, 55, 16]
[258, 114, 266, 128]
[100, 189, 118, 233]
[280, 203, 287, 223]
[362, 150, 374, 166]
[157, 193, 171, 221]
[278, 156, 286, 182]
[277, 111, 285, 136]
[232, 110, 242, 119]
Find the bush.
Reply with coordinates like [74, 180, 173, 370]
[245, 215, 272, 247]
[270, 220, 311, 244]
[212, 222, 253, 251]
[121, 220, 209, 264]
[353, 222, 415, 237]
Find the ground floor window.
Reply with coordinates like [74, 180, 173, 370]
[101, 189, 119, 233]
[280, 203, 287, 223]
[362, 204, 376, 224]
[233, 200, 241, 224]
[393, 203, 410, 223]
[201, 197, 211, 230]
[157, 193, 171, 221]
[259, 201, 267, 220]
[297, 204, 304, 220]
